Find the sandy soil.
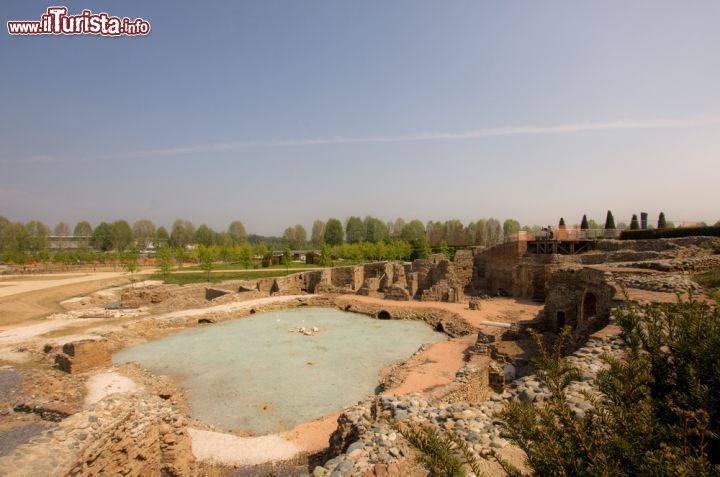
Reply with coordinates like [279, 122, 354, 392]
[281, 413, 342, 453]
[0, 274, 131, 326]
[85, 371, 140, 405]
[0, 318, 106, 345]
[0, 272, 131, 299]
[189, 428, 301, 466]
[382, 335, 475, 396]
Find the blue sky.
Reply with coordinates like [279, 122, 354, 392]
[2, 1, 719, 234]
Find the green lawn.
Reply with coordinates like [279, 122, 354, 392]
[178, 261, 319, 272]
[151, 270, 292, 285]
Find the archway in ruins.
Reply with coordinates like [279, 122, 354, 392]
[377, 310, 391, 320]
[581, 292, 597, 323]
[556, 311, 566, 331]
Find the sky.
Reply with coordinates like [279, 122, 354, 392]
[1, 1, 719, 235]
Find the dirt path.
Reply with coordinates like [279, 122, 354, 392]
[382, 335, 476, 396]
[0, 272, 131, 299]
[0, 275, 132, 326]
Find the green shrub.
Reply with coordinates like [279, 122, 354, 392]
[499, 298, 720, 476]
[619, 226, 720, 240]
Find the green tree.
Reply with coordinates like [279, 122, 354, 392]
[216, 232, 232, 248]
[25, 220, 49, 253]
[156, 246, 173, 278]
[283, 224, 307, 249]
[282, 227, 295, 246]
[282, 244, 292, 275]
[605, 210, 616, 230]
[155, 226, 170, 247]
[630, 214, 640, 230]
[364, 217, 389, 243]
[437, 240, 451, 259]
[197, 245, 216, 281]
[293, 224, 307, 248]
[401, 220, 427, 243]
[311, 220, 325, 247]
[92, 222, 114, 251]
[255, 243, 269, 263]
[238, 243, 254, 269]
[486, 218, 503, 245]
[174, 246, 186, 268]
[658, 212, 667, 229]
[170, 219, 195, 248]
[580, 214, 589, 230]
[121, 248, 140, 287]
[319, 244, 332, 267]
[346, 216, 365, 243]
[54, 222, 70, 237]
[474, 219, 488, 246]
[132, 219, 156, 250]
[53, 222, 71, 250]
[427, 221, 444, 247]
[227, 220, 248, 244]
[73, 221, 92, 238]
[111, 220, 134, 251]
[443, 219, 467, 247]
[390, 218, 406, 239]
[324, 218, 344, 245]
[194, 224, 216, 246]
[503, 218, 521, 239]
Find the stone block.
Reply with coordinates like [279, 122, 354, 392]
[55, 339, 111, 374]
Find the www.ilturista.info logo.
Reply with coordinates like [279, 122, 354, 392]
[7, 6, 150, 36]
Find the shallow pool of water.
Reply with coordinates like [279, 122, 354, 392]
[113, 307, 444, 434]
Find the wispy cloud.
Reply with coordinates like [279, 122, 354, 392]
[5, 116, 720, 164]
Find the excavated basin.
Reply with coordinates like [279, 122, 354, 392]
[113, 307, 444, 434]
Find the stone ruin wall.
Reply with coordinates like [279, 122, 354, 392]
[542, 267, 618, 344]
[252, 253, 478, 304]
[336, 297, 476, 337]
[0, 394, 195, 477]
[473, 241, 528, 294]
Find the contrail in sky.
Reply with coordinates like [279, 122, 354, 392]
[6, 116, 720, 164]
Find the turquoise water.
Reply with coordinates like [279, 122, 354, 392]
[113, 307, 444, 434]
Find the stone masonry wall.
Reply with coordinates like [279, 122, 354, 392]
[473, 241, 528, 294]
[0, 393, 196, 477]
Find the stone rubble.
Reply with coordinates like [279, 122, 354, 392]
[314, 331, 626, 477]
[612, 273, 703, 294]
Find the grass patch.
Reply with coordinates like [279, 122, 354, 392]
[179, 261, 319, 272]
[152, 270, 291, 285]
[696, 268, 720, 301]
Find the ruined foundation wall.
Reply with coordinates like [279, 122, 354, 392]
[0, 394, 195, 477]
[473, 241, 528, 293]
[336, 297, 476, 337]
[543, 267, 617, 345]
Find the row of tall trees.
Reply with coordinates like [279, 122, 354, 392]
[0, 216, 251, 261]
[294, 217, 522, 249]
[569, 211, 676, 232]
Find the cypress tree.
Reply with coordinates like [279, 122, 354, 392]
[604, 210, 616, 230]
[559, 218, 566, 229]
[658, 212, 667, 229]
[580, 215, 589, 230]
[630, 214, 640, 230]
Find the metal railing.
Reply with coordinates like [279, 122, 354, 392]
[508, 228, 621, 242]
